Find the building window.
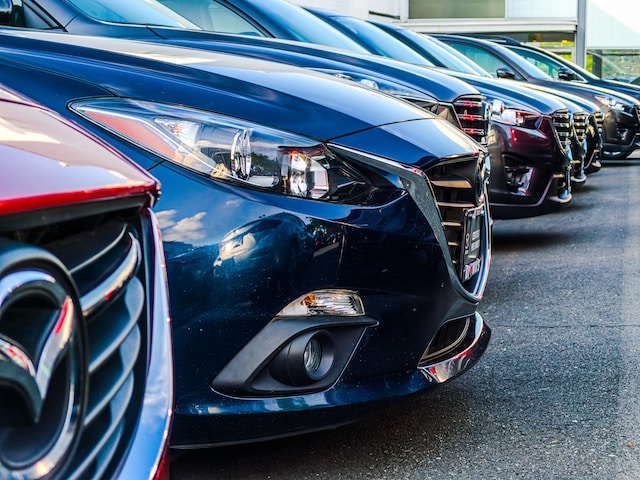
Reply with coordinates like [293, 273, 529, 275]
[409, 0, 505, 19]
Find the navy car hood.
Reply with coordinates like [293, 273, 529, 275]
[534, 78, 640, 108]
[592, 78, 640, 103]
[0, 30, 435, 142]
[142, 28, 482, 103]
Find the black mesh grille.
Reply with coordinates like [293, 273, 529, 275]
[424, 153, 486, 287]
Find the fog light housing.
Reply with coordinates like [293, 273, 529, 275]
[271, 330, 335, 386]
[304, 336, 322, 374]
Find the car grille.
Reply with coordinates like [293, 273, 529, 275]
[404, 95, 488, 144]
[453, 95, 488, 144]
[552, 110, 572, 150]
[404, 98, 460, 129]
[573, 112, 588, 141]
[424, 152, 486, 289]
[10, 208, 149, 480]
[594, 110, 605, 139]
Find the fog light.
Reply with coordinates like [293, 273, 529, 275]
[271, 330, 335, 385]
[304, 336, 322, 375]
[276, 289, 365, 317]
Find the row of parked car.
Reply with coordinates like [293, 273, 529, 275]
[2, 0, 639, 478]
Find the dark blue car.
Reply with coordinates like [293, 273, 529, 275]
[434, 34, 640, 160]
[0, 30, 491, 447]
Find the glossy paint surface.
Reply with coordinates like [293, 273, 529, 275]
[0, 90, 157, 215]
[6, 0, 482, 102]
[0, 29, 490, 447]
[0, 84, 171, 478]
[0, 31, 434, 140]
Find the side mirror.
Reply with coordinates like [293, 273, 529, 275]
[0, 0, 13, 26]
[496, 67, 516, 80]
[557, 68, 576, 81]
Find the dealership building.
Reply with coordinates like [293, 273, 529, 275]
[292, 0, 640, 81]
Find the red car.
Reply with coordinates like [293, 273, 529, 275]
[0, 85, 172, 480]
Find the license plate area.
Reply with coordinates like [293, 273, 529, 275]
[461, 205, 484, 282]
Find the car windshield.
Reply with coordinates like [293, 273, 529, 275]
[66, 0, 201, 28]
[511, 45, 601, 81]
[445, 38, 553, 81]
[507, 46, 586, 81]
[491, 42, 554, 80]
[323, 15, 434, 66]
[411, 31, 492, 76]
[157, 0, 264, 35]
[157, 0, 371, 53]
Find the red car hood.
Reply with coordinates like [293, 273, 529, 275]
[0, 87, 159, 215]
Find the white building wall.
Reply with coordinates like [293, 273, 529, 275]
[507, 0, 577, 18]
[291, 0, 640, 49]
[587, 0, 640, 48]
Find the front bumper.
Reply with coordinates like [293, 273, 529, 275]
[160, 139, 491, 448]
[173, 313, 490, 448]
[601, 106, 640, 156]
[487, 117, 573, 219]
[419, 312, 491, 383]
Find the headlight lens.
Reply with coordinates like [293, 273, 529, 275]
[594, 95, 627, 111]
[70, 98, 385, 203]
[491, 99, 541, 128]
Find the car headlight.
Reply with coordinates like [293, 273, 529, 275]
[491, 99, 541, 128]
[70, 98, 393, 204]
[593, 95, 627, 111]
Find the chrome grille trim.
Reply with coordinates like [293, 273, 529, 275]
[594, 111, 605, 137]
[79, 232, 140, 316]
[552, 109, 572, 150]
[84, 327, 140, 426]
[67, 377, 132, 480]
[41, 215, 149, 479]
[86, 278, 143, 373]
[573, 112, 588, 141]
